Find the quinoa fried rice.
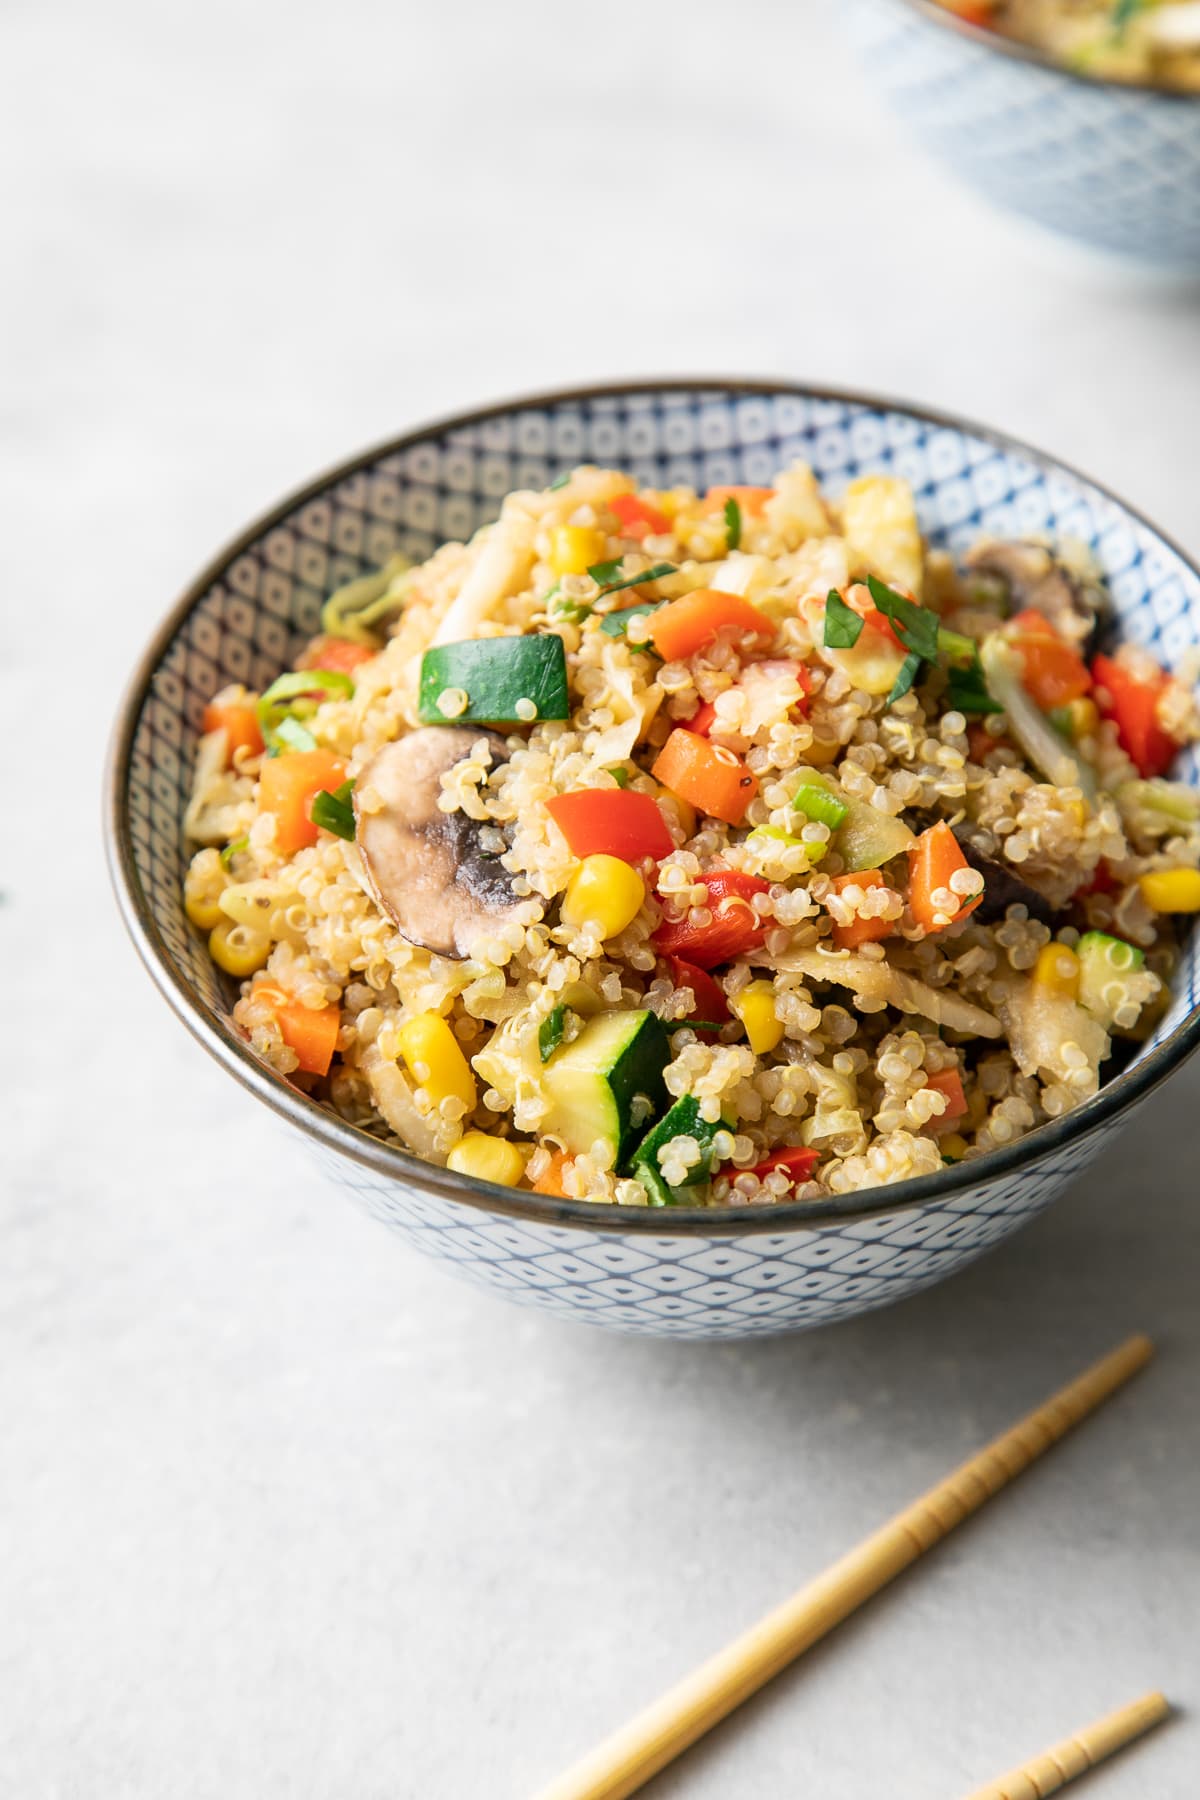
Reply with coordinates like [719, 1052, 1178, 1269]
[182, 462, 1200, 1208]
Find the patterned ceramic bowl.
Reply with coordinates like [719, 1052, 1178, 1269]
[844, 0, 1200, 270]
[106, 382, 1200, 1338]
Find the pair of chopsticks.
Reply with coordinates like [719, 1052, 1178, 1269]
[533, 1333, 1169, 1800]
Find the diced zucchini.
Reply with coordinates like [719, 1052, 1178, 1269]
[417, 635, 569, 725]
[540, 1009, 669, 1165]
[1076, 930, 1145, 1029]
[629, 1094, 726, 1204]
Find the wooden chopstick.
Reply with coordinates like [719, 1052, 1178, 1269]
[531, 1333, 1154, 1800]
[960, 1690, 1171, 1799]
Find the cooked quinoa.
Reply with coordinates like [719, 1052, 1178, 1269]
[183, 463, 1200, 1206]
[938, 0, 1200, 90]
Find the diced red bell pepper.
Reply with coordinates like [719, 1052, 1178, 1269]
[610, 493, 672, 539]
[1092, 652, 1181, 779]
[749, 1146, 820, 1187]
[924, 1067, 968, 1123]
[1007, 610, 1091, 711]
[546, 789, 673, 862]
[651, 867, 771, 969]
[295, 634, 376, 675]
[665, 956, 731, 1027]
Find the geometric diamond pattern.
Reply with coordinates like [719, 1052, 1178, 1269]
[846, 0, 1200, 271]
[108, 382, 1200, 1337]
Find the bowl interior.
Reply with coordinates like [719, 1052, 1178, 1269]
[116, 382, 1200, 1207]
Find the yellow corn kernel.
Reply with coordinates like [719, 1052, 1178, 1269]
[208, 917, 271, 977]
[446, 1132, 528, 1187]
[550, 525, 606, 576]
[397, 1011, 477, 1113]
[561, 855, 646, 939]
[939, 1132, 969, 1163]
[1064, 696, 1099, 740]
[733, 979, 784, 1055]
[1033, 941, 1081, 1000]
[1139, 868, 1200, 914]
[184, 862, 227, 931]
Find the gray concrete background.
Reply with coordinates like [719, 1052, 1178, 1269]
[4, 1, 1198, 1794]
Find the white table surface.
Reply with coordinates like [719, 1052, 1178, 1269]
[5, 1, 1200, 1794]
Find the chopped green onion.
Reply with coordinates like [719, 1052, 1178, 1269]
[936, 627, 979, 667]
[588, 559, 677, 599]
[606, 765, 631, 788]
[867, 575, 941, 662]
[793, 779, 848, 829]
[887, 651, 924, 706]
[746, 823, 826, 863]
[219, 835, 249, 869]
[823, 590, 864, 649]
[539, 1005, 570, 1063]
[273, 715, 317, 754]
[723, 497, 742, 551]
[257, 668, 355, 754]
[548, 472, 572, 491]
[310, 779, 356, 841]
[600, 600, 664, 639]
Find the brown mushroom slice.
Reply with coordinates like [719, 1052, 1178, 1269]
[355, 727, 527, 959]
[952, 829, 1059, 928]
[963, 539, 1106, 650]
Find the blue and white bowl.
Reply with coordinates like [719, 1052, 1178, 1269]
[845, 0, 1200, 270]
[106, 382, 1200, 1338]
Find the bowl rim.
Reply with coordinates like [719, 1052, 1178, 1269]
[105, 376, 1200, 1238]
[894, 0, 1200, 102]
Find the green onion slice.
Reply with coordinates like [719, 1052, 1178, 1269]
[793, 777, 848, 829]
[257, 669, 354, 754]
[723, 497, 742, 551]
[310, 779, 356, 842]
[220, 835, 249, 869]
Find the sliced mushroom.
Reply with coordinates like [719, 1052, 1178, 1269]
[963, 539, 1106, 650]
[355, 727, 529, 959]
[952, 829, 1059, 928]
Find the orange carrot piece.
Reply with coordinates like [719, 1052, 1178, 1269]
[907, 820, 981, 934]
[532, 1150, 574, 1197]
[703, 485, 774, 516]
[203, 698, 264, 761]
[647, 589, 774, 664]
[925, 1067, 968, 1122]
[651, 729, 759, 826]
[610, 493, 672, 538]
[295, 634, 376, 675]
[257, 985, 341, 1076]
[828, 870, 895, 950]
[258, 748, 347, 854]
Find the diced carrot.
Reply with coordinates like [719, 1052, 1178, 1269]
[531, 1150, 574, 1197]
[703, 485, 774, 517]
[610, 493, 672, 539]
[296, 634, 376, 676]
[924, 1067, 968, 1123]
[203, 697, 264, 761]
[258, 748, 347, 854]
[256, 984, 340, 1076]
[647, 589, 774, 663]
[651, 729, 758, 826]
[828, 870, 895, 950]
[1008, 610, 1091, 711]
[907, 820, 981, 935]
[546, 789, 673, 862]
[1092, 652, 1180, 779]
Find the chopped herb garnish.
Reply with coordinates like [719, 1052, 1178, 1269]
[823, 589, 864, 649]
[588, 558, 677, 599]
[257, 668, 355, 754]
[1111, 0, 1145, 34]
[669, 1019, 726, 1031]
[946, 651, 999, 717]
[723, 496, 742, 551]
[538, 1005, 570, 1063]
[607, 765, 631, 788]
[866, 574, 940, 663]
[600, 600, 664, 639]
[220, 835, 249, 869]
[310, 779, 356, 841]
[887, 651, 924, 706]
[548, 472, 572, 491]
